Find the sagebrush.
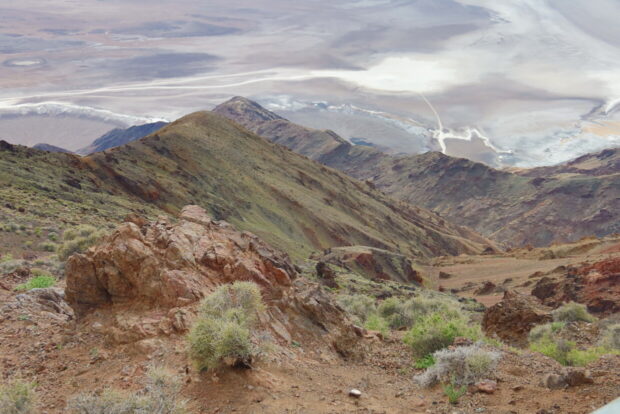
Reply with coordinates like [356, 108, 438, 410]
[0, 379, 37, 414]
[188, 282, 264, 371]
[414, 344, 501, 387]
[67, 366, 186, 414]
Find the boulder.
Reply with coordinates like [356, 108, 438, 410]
[482, 291, 552, 347]
[474, 281, 497, 295]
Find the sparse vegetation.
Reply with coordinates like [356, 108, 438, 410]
[0, 378, 37, 414]
[414, 354, 436, 370]
[336, 294, 376, 325]
[67, 366, 186, 414]
[404, 311, 482, 358]
[38, 241, 57, 252]
[364, 313, 390, 337]
[552, 302, 596, 323]
[188, 282, 264, 371]
[599, 324, 620, 350]
[415, 344, 501, 387]
[14, 274, 55, 291]
[57, 225, 106, 261]
[443, 380, 467, 405]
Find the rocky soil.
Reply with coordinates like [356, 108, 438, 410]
[1, 207, 619, 413]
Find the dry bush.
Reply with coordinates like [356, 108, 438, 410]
[67, 366, 186, 414]
[552, 302, 596, 323]
[189, 282, 264, 371]
[415, 345, 501, 388]
[0, 379, 37, 414]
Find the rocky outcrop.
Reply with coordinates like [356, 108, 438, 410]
[531, 258, 620, 315]
[65, 206, 358, 355]
[312, 246, 423, 285]
[66, 205, 296, 312]
[482, 290, 552, 347]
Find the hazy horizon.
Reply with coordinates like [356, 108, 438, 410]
[1, 0, 620, 166]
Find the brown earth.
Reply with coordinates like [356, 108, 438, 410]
[2, 207, 619, 413]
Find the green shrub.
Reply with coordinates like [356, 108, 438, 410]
[336, 294, 376, 325]
[14, 275, 55, 291]
[403, 311, 481, 358]
[530, 337, 616, 366]
[414, 354, 435, 370]
[377, 298, 411, 329]
[415, 345, 501, 387]
[364, 313, 390, 337]
[57, 225, 105, 260]
[67, 366, 186, 414]
[189, 282, 264, 371]
[404, 294, 454, 317]
[47, 232, 58, 242]
[552, 302, 596, 323]
[39, 241, 57, 252]
[443, 381, 467, 405]
[551, 321, 566, 332]
[0, 379, 37, 414]
[0, 253, 14, 263]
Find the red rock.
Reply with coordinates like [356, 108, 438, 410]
[482, 290, 552, 347]
[531, 258, 620, 315]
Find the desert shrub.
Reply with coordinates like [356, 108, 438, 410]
[67, 366, 186, 414]
[189, 282, 264, 371]
[364, 313, 390, 337]
[552, 302, 596, 323]
[0, 379, 37, 414]
[2, 223, 19, 233]
[415, 345, 501, 387]
[377, 298, 412, 329]
[405, 294, 454, 317]
[404, 311, 482, 358]
[414, 354, 435, 370]
[14, 275, 55, 291]
[0, 254, 14, 263]
[443, 380, 467, 405]
[57, 225, 106, 260]
[336, 294, 376, 325]
[529, 323, 553, 343]
[47, 232, 58, 242]
[599, 324, 620, 350]
[39, 241, 57, 252]
[530, 337, 616, 366]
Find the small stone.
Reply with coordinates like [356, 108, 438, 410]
[476, 380, 497, 394]
[349, 389, 362, 398]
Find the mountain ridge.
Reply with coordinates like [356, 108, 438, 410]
[214, 97, 620, 247]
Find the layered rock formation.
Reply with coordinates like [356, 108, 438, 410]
[311, 246, 423, 285]
[65, 206, 358, 354]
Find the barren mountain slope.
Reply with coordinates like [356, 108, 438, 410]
[0, 112, 492, 261]
[215, 97, 620, 247]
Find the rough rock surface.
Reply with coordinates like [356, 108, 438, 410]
[65, 205, 358, 353]
[482, 290, 552, 347]
[531, 258, 620, 315]
[66, 205, 297, 312]
[312, 246, 423, 285]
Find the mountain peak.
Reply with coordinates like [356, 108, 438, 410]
[215, 96, 284, 125]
